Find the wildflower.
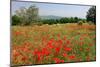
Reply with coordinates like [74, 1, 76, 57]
[55, 47, 60, 53]
[41, 48, 50, 56]
[53, 58, 60, 63]
[89, 43, 93, 46]
[53, 58, 64, 63]
[60, 60, 64, 63]
[66, 40, 70, 44]
[77, 58, 82, 61]
[80, 37, 83, 40]
[21, 56, 28, 61]
[62, 53, 67, 57]
[37, 55, 42, 61]
[33, 48, 39, 55]
[13, 50, 20, 57]
[86, 48, 90, 52]
[47, 40, 54, 49]
[69, 55, 75, 60]
[86, 56, 90, 61]
[79, 48, 83, 51]
[64, 47, 72, 51]
[58, 40, 63, 45]
[63, 36, 66, 40]
[35, 51, 43, 61]
[79, 41, 84, 46]
[14, 31, 22, 36]
[57, 34, 60, 37]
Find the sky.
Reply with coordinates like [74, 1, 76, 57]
[11, 1, 92, 19]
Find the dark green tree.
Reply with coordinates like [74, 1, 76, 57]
[12, 15, 21, 25]
[86, 6, 96, 24]
[74, 17, 79, 23]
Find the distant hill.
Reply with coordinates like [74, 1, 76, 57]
[40, 15, 62, 20]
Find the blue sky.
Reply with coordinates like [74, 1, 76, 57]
[11, 1, 92, 18]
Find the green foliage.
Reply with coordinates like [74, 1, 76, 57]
[12, 5, 39, 26]
[82, 19, 86, 23]
[74, 17, 79, 23]
[77, 21, 83, 25]
[12, 15, 21, 25]
[88, 21, 94, 25]
[86, 6, 96, 24]
[41, 17, 84, 25]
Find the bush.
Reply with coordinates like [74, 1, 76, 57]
[37, 22, 43, 26]
[82, 20, 87, 23]
[12, 15, 21, 25]
[88, 21, 93, 25]
[78, 21, 83, 25]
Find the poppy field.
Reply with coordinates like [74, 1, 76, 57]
[11, 23, 96, 66]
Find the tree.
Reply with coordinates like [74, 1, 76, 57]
[14, 5, 39, 25]
[15, 7, 27, 25]
[26, 5, 39, 25]
[86, 6, 96, 24]
[74, 17, 79, 23]
[12, 15, 21, 25]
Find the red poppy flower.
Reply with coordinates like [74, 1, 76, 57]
[62, 53, 67, 57]
[55, 47, 60, 53]
[33, 48, 39, 55]
[13, 50, 20, 57]
[79, 41, 84, 46]
[42, 48, 50, 56]
[57, 34, 61, 37]
[60, 60, 64, 63]
[86, 56, 90, 61]
[53, 58, 64, 63]
[86, 48, 90, 52]
[14, 31, 22, 36]
[21, 56, 28, 61]
[66, 40, 70, 44]
[53, 58, 61, 63]
[47, 40, 54, 49]
[69, 55, 75, 60]
[89, 44, 93, 46]
[58, 40, 63, 45]
[37, 55, 42, 61]
[79, 48, 83, 51]
[64, 47, 72, 51]
[80, 37, 83, 40]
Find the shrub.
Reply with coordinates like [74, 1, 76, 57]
[37, 22, 43, 26]
[88, 21, 93, 25]
[12, 15, 21, 25]
[77, 21, 83, 25]
[82, 20, 87, 23]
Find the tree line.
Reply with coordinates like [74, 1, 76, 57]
[40, 17, 86, 25]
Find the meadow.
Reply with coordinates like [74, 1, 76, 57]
[11, 23, 96, 65]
